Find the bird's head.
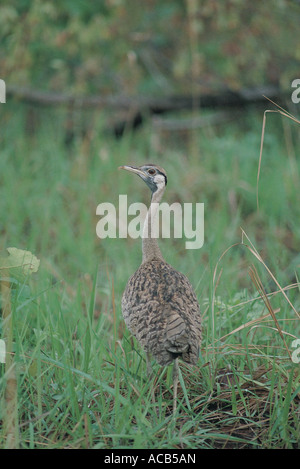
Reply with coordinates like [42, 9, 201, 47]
[119, 164, 167, 193]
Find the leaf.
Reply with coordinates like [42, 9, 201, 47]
[0, 247, 40, 283]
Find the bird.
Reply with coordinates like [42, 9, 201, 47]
[119, 163, 202, 414]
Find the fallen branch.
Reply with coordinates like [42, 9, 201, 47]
[7, 84, 286, 111]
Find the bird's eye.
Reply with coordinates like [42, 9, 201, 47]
[147, 168, 156, 175]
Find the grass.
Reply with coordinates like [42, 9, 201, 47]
[0, 102, 299, 449]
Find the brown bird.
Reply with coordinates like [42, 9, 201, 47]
[119, 164, 202, 414]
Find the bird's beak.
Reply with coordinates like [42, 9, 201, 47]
[118, 165, 145, 178]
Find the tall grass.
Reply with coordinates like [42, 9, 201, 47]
[0, 102, 299, 448]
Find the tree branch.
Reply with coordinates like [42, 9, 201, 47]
[7, 84, 286, 111]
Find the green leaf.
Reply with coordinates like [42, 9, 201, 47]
[0, 247, 40, 283]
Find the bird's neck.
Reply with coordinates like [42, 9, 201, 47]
[142, 185, 165, 263]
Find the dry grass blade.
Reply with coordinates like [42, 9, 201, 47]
[219, 307, 280, 342]
[262, 95, 300, 124]
[241, 229, 300, 320]
[228, 283, 299, 311]
[211, 232, 299, 348]
[248, 264, 292, 361]
[256, 96, 300, 210]
[257, 96, 300, 211]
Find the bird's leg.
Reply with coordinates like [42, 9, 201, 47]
[146, 352, 153, 378]
[146, 352, 156, 409]
[172, 358, 179, 415]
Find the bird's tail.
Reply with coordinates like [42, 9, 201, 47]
[165, 311, 189, 357]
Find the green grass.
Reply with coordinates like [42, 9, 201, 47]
[0, 104, 299, 449]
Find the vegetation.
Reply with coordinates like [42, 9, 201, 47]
[0, 0, 299, 451]
[1, 1, 300, 94]
[0, 101, 299, 449]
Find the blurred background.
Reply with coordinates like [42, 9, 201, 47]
[1, 0, 299, 299]
[2, 0, 300, 95]
[0, 0, 300, 449]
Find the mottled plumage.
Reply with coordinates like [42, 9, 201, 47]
[119, 163, 202, 413]
[122, 259, 201, 366]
